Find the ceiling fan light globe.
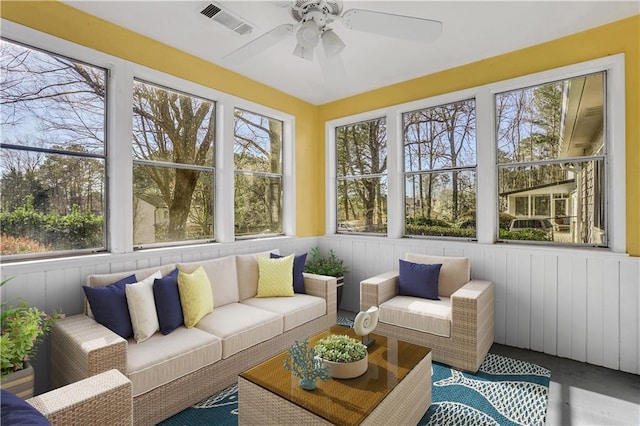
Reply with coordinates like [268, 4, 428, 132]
[321, 29, 345, 57]
[293, 43, 314, 61]
[296, 20, 320, 48]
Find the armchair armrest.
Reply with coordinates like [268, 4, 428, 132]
[28, 369, 132, 426]
[450, 279, 495, 351]
[360, 271, 399, 311]
[51, 314, 127, 389]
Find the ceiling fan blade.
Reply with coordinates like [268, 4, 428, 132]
[341, 9, 442, 43]
[223, 24, 294, 62]
[317, 43, 346, 83]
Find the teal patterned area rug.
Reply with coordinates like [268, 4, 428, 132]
[160, 322, 550, 426]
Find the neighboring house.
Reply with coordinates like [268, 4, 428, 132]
[500, 72, 605, 244]
[133, 194, 169, 245]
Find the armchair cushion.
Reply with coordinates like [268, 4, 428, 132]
[398, 259, 441, 300]
[379, 295, 452, 337]
[1, 390, 50, 426]
[404, 254, 470, 297]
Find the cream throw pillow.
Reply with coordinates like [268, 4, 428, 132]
[126, 270, 162, 343]
[256, 254, 294, 297]
[178, 266, 214, 327]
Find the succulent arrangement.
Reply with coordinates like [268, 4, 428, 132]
[314, 334, 367, 363]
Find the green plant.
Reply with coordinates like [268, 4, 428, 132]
[283, 338, 330, 382]
[314, 334, 367, 363]
[0, 277, 64, 378]
[303, 247, 349, 277]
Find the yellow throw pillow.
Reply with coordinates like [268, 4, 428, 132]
[178, 266, 214, 327]
[256, 254, 294, 297]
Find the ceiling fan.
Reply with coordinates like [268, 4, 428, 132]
[223, 0, 443, 79]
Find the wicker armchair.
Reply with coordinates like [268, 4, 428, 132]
[27, 369, 132, 425]
[360, 254, 494, 372]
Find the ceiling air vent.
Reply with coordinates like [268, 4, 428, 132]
[199, 2, 254, 35]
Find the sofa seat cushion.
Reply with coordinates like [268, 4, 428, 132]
[195, 303, 283, 359]
[379, 295, 452, 337]
[127, 326, 221, 397]
[241, 294, 326, 332]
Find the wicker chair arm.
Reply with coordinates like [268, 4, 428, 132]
[450, 280, 495, 347]
[360, 271, 399, 311]
[28, 369, 132, 426]
[51, 314, 127, 389]
[303, 273, 337, 317]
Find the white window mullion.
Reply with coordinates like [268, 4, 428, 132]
[216, 99, 235, 243]
[476, 88, 497, 244]
[386, 110, 403, 239]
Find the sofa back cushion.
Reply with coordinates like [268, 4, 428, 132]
[178, 256, 238, 308]
[236, 250, 278, 300]
[404, 254, 470, 297]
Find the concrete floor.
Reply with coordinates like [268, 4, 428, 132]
[491, 343, 640, 426]
[339, 310, 640, 425]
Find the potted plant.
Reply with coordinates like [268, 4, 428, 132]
[314, 334, 368, 379]
[304, 247, 349, 308]
[1, 277, 63, 397]
[283, 338, 330, 390]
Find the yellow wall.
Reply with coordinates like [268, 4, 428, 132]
[2, 2, 638, 254]
[0, 0, 321, 236]
[319, 14, 640, 256]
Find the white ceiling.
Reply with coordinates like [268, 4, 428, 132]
[62, 1, 639, 105]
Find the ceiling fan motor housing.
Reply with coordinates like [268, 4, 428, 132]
[290, 0, 343, 23]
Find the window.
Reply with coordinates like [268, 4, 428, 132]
[496, 72, 607, 246]
[234, 108, 283, 237]
[132, 80, 215, 246]
[403, 99, 477, 238]
[0, 39, 107, 257]
[335, 118, 387, 234]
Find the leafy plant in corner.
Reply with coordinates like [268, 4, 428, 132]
[0, 276, 64, 378]
[314, 334, 367, 363]
[303, 247, 349, 278]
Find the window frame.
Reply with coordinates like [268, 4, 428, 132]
[1, 19, 296, 260]
[334, 116, 388, 236]
[233, 107, 286, 240]
[131, 78, 217, 249]
[402, 98, 478, 240]
[326, 54, 626, 253]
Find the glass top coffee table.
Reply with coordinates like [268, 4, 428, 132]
[238, 325, 432, 426]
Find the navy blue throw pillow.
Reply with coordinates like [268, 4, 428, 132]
[398, 259, 442, 300]
[271, 252, 307, 294]
[83, 274, 137, 339]
[153, 268, 183, 335]
[1, 390, 50, 426]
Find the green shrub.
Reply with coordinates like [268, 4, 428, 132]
[0, 201, 103, 253]
[499, 228, 551, 241]
[406, 224, 476, 238]
[406, 217, 452, 228]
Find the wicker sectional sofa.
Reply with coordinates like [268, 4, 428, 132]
[50, 250, 337, 425]
[360, 253, 494, 373]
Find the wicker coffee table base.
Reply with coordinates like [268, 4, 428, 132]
[238, 351, 432, 425]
